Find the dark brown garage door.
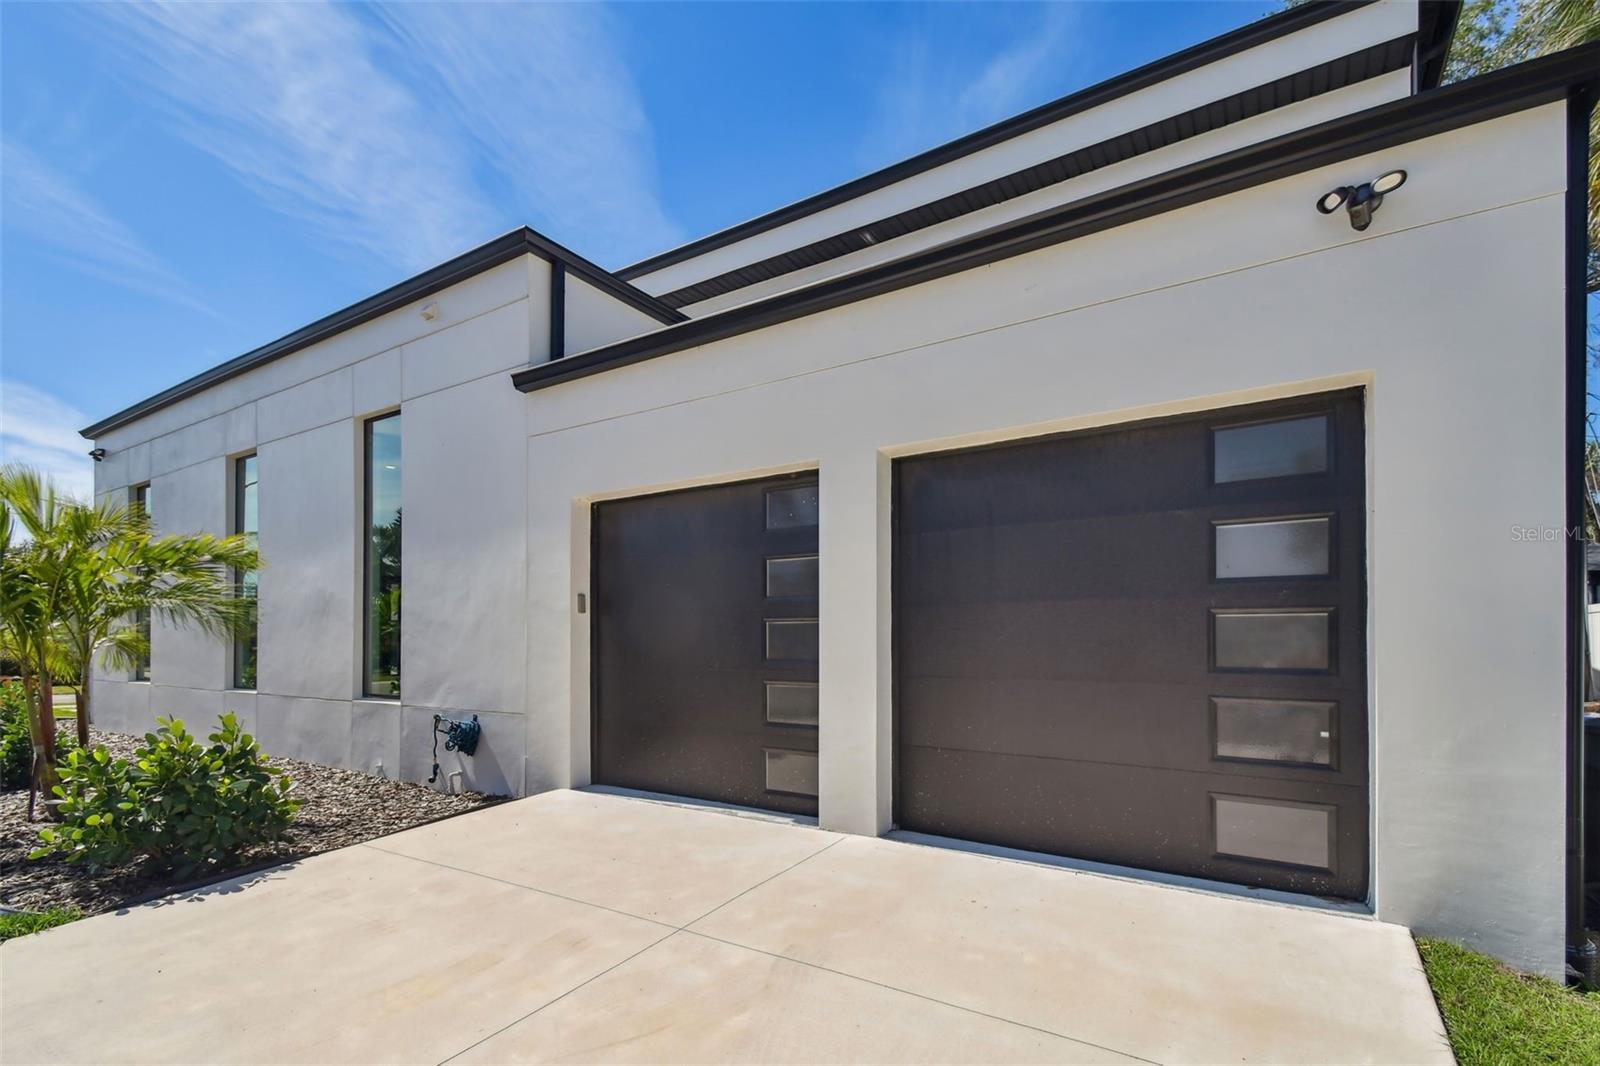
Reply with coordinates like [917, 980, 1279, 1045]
[894, 390, 1367, 899]
[593, 473, 820, 816]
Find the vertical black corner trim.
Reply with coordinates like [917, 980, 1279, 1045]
[1414, 1, 1463, 93]
[549, 260, 567, 361]
[1567, 84, 1595, 964]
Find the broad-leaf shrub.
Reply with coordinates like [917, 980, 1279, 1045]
[0, 681, 75, 790]
[33, 714, 296, 874]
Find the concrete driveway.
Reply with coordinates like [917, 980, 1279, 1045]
[0, 789, 1450, 1065]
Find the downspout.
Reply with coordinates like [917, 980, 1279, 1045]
[1567, 83, 1595, 979]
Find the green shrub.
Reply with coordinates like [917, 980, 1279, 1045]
[32, 714, 297, 875]
[0, 680, 75, 790]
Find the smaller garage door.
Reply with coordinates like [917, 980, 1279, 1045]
[894, 391, 1368, 899]
[592, 474, 820, 816]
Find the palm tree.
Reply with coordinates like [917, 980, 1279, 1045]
[0, 466, 260, 800]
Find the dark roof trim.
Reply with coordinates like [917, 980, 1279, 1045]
[515, 42, 1599, 395]
[655, 35, 1415, 311]
[82, 227, 685, 439]
[1415, 0, 1463, 92]
[616, 1, 1376, 282]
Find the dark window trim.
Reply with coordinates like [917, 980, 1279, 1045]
[129, 482, 152, 682]
[230, 453, 258, 690]
[652, 35, 1416, 311]
[80, 228, 684, 440]
[516, 42, 1599, 395]
[617, 0, 1388, 282]
[362, 411, 402, 700]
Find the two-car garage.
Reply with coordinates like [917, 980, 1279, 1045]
[593, 391, 1368, 900]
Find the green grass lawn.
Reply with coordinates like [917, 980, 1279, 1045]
[0, 908, 80, 942]
[1418, 937, 1600, 1064]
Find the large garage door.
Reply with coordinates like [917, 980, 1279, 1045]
[593, 474, 819, 816]
[894, 391, 1367, 899]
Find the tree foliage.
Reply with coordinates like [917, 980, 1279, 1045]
[0, 466, 260, 806]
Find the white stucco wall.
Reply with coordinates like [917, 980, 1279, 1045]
[84, 79, 1576, 978]
[627, 0, 1420, 300]
[90, 253, 663, 796]
[519, 103, 1572, 977]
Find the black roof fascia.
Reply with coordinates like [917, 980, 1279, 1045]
[1415, 0, 1464, 92]
[615, 1, 1376, 282]
[82, 227, 685, 440]
[514, 42, 1599, 395]
[655, 35, 1415, 311]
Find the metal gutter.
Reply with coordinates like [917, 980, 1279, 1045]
[81, 227, 685, 440]
[514, 42, 1600, 395]
[615, 0, 1379, 282]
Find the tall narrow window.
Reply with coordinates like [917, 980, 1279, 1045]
[364, 414, 402, 697]
[130, 483, 152, 680]
[232, 456, 259, 689]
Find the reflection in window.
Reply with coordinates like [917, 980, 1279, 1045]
[765, 484, 818, 529]
[130, 483, 151, 680]
[1214, 517, 1331, 579]
[1213, 795, 1332, 870]
[765, 619, 819, 661]
[1212, 609, 1332, 671]
[365, 414, 402, 697]
[233, 455, 259, 689]
[1213, 697, 1334, 766]
[766, 555, 819, 598]
[1212, 415, 1328, 483]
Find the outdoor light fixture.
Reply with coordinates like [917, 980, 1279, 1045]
[1315, 169, 1407, 231]
[88, 448, 106, 462]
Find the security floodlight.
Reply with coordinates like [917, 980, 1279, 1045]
[88, 448, 106, 462]
[1315, 169, 1407, 231]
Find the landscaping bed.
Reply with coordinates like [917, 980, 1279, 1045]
[0, 728, 500, 918]
[1418, 936, 1600, 1064]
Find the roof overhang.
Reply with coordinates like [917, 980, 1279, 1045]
[513, 41, 1598, 395]
[81, 227, 685, 440]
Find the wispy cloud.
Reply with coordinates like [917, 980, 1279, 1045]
[0, 381, 94, 502]
[865, 6, 1082, 167]
[1, 138, 213, 315]
[87, 2, 494, 272]
[79, 1, 679, 273]
[373, 3, 682, 265]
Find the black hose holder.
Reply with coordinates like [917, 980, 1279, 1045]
[428, 713, 481, 785]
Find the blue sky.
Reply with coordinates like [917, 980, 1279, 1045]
[0, 0, 1358, 498]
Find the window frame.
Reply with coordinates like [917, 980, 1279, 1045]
[231, 455, 259, 690]
[362, 412, 402, 698]
[129, 483, 152, 681]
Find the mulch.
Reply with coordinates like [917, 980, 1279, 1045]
[0, 729, 502, 916]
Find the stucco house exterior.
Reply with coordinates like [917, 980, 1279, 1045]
[81, 0, 1597, 980]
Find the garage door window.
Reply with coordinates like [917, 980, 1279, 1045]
[1214, 516, 1331, 579]
[766, 682, 819, 726]
[1213, 698, 1334, 766]
[766, 555, 819, 597]
[1212, 415, 1329, 483]
[765, 749, 819, 797]
[1213, 795, 1334, 871]
[1212, 609, 1333, 671]
[766, 485, 819, 528]
[766, 619, 819, 661]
